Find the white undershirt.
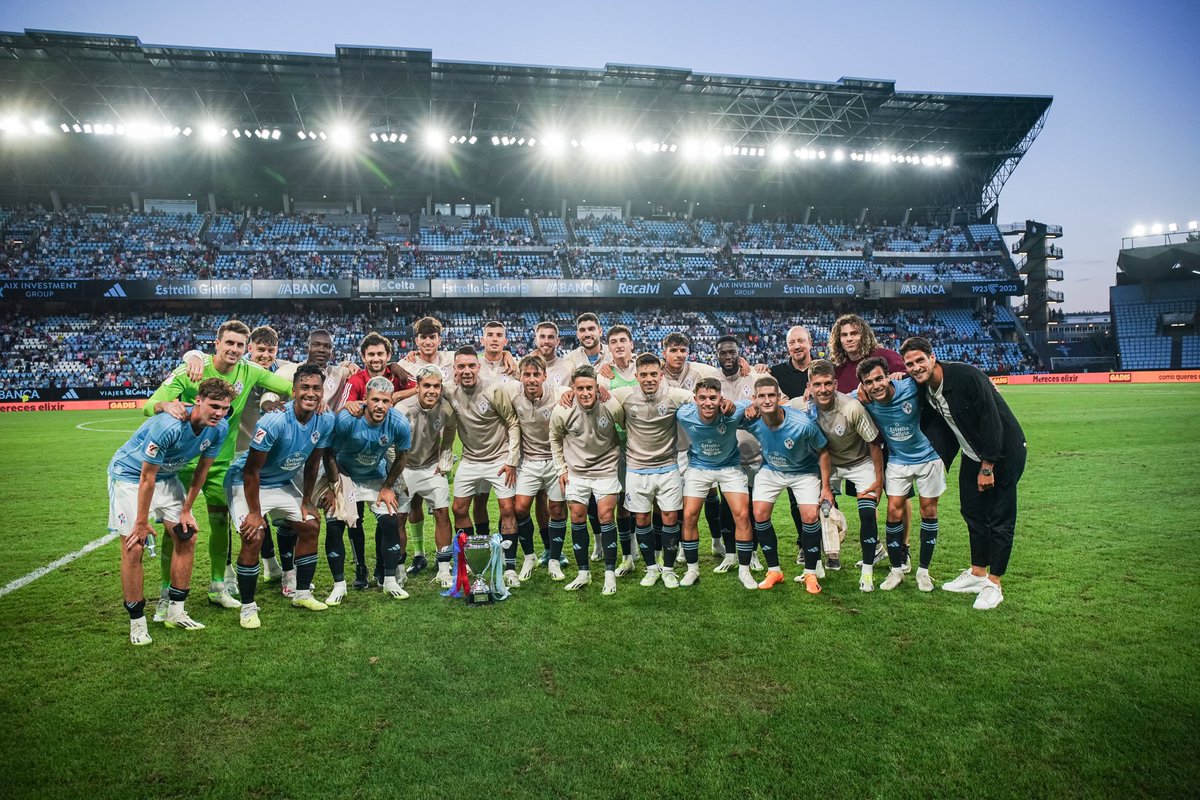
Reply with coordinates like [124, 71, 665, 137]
[928, 380, 980, 462]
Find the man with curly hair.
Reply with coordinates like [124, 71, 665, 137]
[827, 314, 906, 394]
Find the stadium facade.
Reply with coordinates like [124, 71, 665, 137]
[0, 30, 1061, 394]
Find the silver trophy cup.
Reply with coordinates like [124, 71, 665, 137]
[463, 534, 496, 605]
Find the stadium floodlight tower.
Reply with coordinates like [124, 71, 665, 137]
[1003, 220, 1064, 338]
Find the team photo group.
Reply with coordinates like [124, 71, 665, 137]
[109, 310, 1027, 645]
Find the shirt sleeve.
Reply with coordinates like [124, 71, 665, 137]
[208, 420, 230, 454]
[549, 407, 568, 472]
[603, 398, 625, 427]
[489, 384, 521, 467]
[847, 399, 880, 442]
[249, 414, 279, 453]
[143, 365, 191, 417]
[669, 387, 695, 407]
[393, 411, 412, 452]
[316, 414, 335, 449]
[141, 416, 178, 465]
[256, 364, 294, 397]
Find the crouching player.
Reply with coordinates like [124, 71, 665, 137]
[322, 376, 413, 604]
[225, 364, 334, 628]
[548, 366, 625, 594]
[742, 377, 834, 594]
[109, 378, 234, 644]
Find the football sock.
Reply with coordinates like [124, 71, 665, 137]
[168, 585, 189, 602]
[207, 510, 230, 584]
[501, 534, 519, 570]
[787, 489, 804, 546]
[858, 497, 880, 564]
[159, 534, 174, 593]
[660, 522, 681, 568]
[617, 515, 633, 556]
[600, 521, 619, 570]
[123, 599, 145, 620]
[587, 495, 602, 543]
[408, 519, 426, 555]
[919, 517, 938, 570]
[294, 553, 318, 594]
[474, 521, 491, 538]
[325, 519, 347, 583]
[886, 521, 905, 568]
[736, 540, 755, 566]
[703, 493, 722, 539]
[801, 521, 822, 571]
[378, 514, 401, 574]
[348, 507, 366, 570]
[571, 522, 590, 570]
[635, 523, 656, 566]
[719, 494, 735, 554]
[544, 517, 565, 561]
[235, 561, 260, 605]
[276, 524, 297, 571]
[260, 526, 276, 559]
[681, 538, 700, 565]
[517, 514, 536, 556]
[754, 519, 780, 569]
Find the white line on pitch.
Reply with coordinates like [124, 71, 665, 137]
[76, 417, 141, 433]
[0, 533, 118, 598]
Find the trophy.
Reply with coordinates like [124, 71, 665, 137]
[463, 534, 497, 605]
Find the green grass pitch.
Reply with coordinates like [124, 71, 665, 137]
[0, 384, 1197, 799]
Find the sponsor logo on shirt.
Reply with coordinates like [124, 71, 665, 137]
[540, 408, 552, 420]
[281, 453, 308, 471]
[144, 441, 159, 458]
[200, 439, 212, 450]
[253, 428, 267, 444]
[887, 424, 914, 442]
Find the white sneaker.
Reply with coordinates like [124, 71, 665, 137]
[590, 543, 603, 562]
[973, 583, 1004, 610]
[565, 570, 591, 591]
[325, 580, 348, 607]
[680, 565, 701, 587]
[738, 567, 758, 590]
[164, 604, 205, 630]
[129, 618, 152, 646]
[856, 543, 887, 568]
[713, 554, 737, 574]
[239, 602, 261, 629]
[711, 538, 727, 559]
[749, 553, 763, 571]
[614, 555, 636, 577]
[394, 567, 408, 588]
[640, 565, 661, 587]
[518, 554, 538, 581]
[547, 560, 566, 581]
[602, 570, 617, 595]
[661, 569, 680, 589]
[263, 556, 283, 581]
[382, 577, 409, 600]
[503, 569, 522, 588]
[436, 563, 453, 590]
[674, 551, 686, 568]
[814, 560, 826, 579]
[208, 585, 240, 609]
[916, 569, 935, 593]
[942, 569, 990, 594]
[796, 550, 804, 566]
[152, 595, 169, 623]
[901, 557, 912, 574]
[281, 569, 297, 598]
[880, 568, 904, 591]
[859, 568, 875, 593]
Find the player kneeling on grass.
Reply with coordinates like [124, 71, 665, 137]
[741, 377, 834, 594]
[857, 358, 945, 593]
[677, 378, 749, 588]
[549, 366, 626, 594]
[225, 365, 334, 629]
[321, 377, 413, 604]
[110, 378, 234, 645]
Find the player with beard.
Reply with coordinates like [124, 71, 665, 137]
[534, 321, 575, 389]
[712, 335, 764, 572]
[397, 366, 459, 589]
[226, 364, 335, 629]
[597, 324, 638, 573]
[565, 312, 607, 367]
[340, 331, 414, 588]
[766, 325, 819, 566]
[321, 377, 412, 604]
[442, 346, 523, 587]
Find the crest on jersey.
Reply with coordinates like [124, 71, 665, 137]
[741, 384, 752, 397]
[477, 399, 491, 414]
[784, 438, 795, 450]
[717, 423, 727, 435]
[310, 431, 320, 444]
[144, 441, 159, 458]
[234, 380, 244, 395]
[541, 408, 553, 420]
[656, 403, 668, 416]
[902, 401, 913, 415]
[834, 423, 846, 436]
[432, 416, 443, 431]
[379, 434, 389, 446]
[598, 416, 610, 429]
[253, 428, 267, 445]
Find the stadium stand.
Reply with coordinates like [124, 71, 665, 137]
[1111, 284, 1200, 370]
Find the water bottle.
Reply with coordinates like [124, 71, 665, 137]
[145, 532, 157, 558]
[820, 499, 832, 518]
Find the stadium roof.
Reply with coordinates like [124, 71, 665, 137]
[0, 29, 1052, 218]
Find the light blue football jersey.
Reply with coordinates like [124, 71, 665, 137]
[330, 408, 412, 482]
[861, 378, 939, 466]
[741, 406, 827, 474]
[677, 401, 749, 470]
[226, 403, 335, 488]
[108, 411, 229, 483]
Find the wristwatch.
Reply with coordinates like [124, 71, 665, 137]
[981, 467, 993, 477]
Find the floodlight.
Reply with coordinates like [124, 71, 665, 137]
[1189, 221, 1199, 231]
[232, 129, 241, 138]
[398, 133, 407, 143]
[1168, 223, 1179, 233]
[1132, 225, 1146, 236]
[1151, 223, 1163, 234]
[370, 132, 379, 142]
[941, 155, 953, 167]
[526, 137, 535, 146]
[72, 123, 82, 133]
[270, 129, 280, 140]
[518, 137, 526, 145]
[491, 135, 500, 145]
[59, 123, 69, 133]
[425, 129, 446, 151]
[833, 149, 845, 162]
[329, 126, 353, 148]
[468, 135, 478, 144]
[501, 136, 511, 146]
[817, 150, 826, 159]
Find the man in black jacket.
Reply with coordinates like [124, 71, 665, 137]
[899, 337, 1026, 610]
